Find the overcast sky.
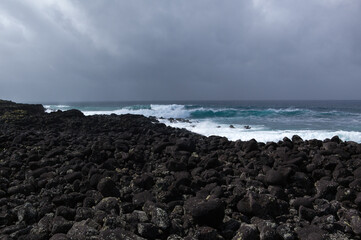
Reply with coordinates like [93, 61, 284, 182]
[1, 0, 361, 102]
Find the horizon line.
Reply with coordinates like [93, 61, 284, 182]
[19, 99, 361, 104]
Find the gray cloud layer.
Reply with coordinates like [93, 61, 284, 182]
[1, 0, 361, 102]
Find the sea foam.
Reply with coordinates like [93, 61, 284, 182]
[159, 119, 361, 142]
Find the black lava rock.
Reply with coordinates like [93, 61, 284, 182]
[1, 101, 361, 240]
[97, 177, 120, 197]
[186, 198, 225, 228]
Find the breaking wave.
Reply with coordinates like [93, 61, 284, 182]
[43, 102, 361, 143]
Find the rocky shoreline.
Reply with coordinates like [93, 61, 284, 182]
[1, 100, 361, 240]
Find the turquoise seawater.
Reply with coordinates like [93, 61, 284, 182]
[44, 100, 361, 142]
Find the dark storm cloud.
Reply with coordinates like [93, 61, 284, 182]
[1, 0, 361, 102]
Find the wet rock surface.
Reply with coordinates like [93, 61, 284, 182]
[1, 100, 361, 239]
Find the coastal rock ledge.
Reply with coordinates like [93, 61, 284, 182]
[0, 100, 361, 239]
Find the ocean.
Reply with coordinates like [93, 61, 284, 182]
[44, 100, 361, 143]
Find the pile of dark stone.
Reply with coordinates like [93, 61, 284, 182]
[0, 100, 361, 239]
